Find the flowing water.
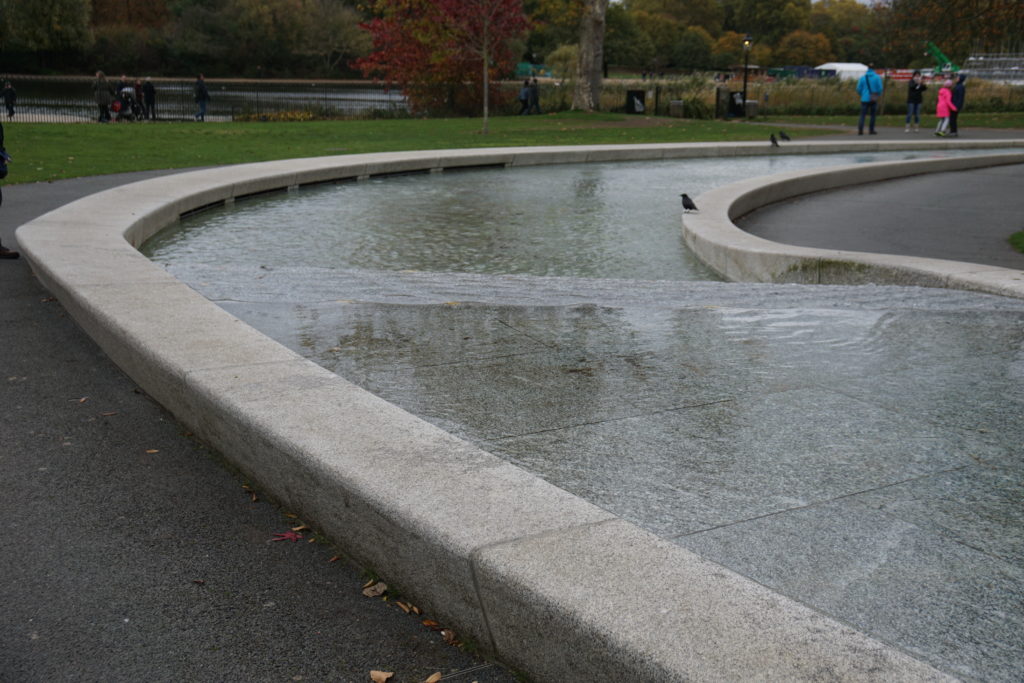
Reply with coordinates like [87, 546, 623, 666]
[144, 149, 1024, 681]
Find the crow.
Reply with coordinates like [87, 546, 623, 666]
[680, 193, 698, 212]
[770, 133, 780, 147]
[779, 130, 791, 141]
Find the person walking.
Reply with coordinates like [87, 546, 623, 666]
[1, 81, 16, 119]
[0, 121, 17, 259]
[949, 74, 966, 137]
[527, 77, 542, 115]
[518, 79, 530, 115]
[142, 77, 156, 120]
[935, 79, 956, 137]
[194, 74, 210, 122]
[904, 70, 926, 132]
[856, 64, 883, 135]
[92, 71, 115, 123]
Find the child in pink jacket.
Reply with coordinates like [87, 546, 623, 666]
[935, 79, 957, 136]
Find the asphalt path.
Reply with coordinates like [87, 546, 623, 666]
[0, 171, 517, 683]
[738, 124, 1024, 268]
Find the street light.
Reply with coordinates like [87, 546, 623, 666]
[742, 34, 752, 117]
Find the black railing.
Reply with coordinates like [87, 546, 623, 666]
[0, 75, 409, 123]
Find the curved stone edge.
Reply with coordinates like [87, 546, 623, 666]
[15, 141, 978, 682]
[683, 149, 1024, 297]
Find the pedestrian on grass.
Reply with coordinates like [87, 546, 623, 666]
[528, 77, 542, 115]
[194, 74, 210, 122]
[0, 121, 17, 259]
[518, 79, 530, 115]
[142, 77, 156, 120]
[949, 74, 966, 137]
[856, 64, 883, 135]
[935, 79, 956, 137]
[904, 70, 926, 132]
[1, 81, 16, 119]
[92, 71, 114, 123]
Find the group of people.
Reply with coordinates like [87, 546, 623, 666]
[92, 71, 157, 123]
[856, 64, 968, 137]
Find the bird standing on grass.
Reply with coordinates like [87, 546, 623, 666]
[770, 133, 780, 147]
[680, 193, 698, 212]
[779, 130, 791, 141]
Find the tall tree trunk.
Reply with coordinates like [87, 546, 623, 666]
[571, 0, 608, 111]
[481, 32, 490, 134]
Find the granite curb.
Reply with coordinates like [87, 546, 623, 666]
[682, 151, 1024, 298]
[17, 140, 1005, 681]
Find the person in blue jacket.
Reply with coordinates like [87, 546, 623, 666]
[856, 64, 884, 135]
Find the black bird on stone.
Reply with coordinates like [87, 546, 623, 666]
[770, 133, 780, 147]
[779, 130, 791, 141]
[680, 193, 698, 212]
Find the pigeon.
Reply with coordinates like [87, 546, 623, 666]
[779, 130, 791, 141]
[680, 193, 698, 212]
[770, 133, 780, 147]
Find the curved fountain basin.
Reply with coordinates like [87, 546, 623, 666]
[18, 140, 1022, 682]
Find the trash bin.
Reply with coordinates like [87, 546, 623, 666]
[744, 100, 758, 117]
[625, 90, 646, 114]
[728, 91, 745, 117]
[669, 100, 684, 117]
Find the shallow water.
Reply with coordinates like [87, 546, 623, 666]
[145, 148, 1011, 281]
[143, 149, 1024, 681]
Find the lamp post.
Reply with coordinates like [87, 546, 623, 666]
[742, 34, 752, 117]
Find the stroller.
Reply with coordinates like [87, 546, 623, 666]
[112, 86, 144, 122]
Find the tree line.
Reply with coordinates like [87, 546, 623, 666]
[2, 0, 1021, 80]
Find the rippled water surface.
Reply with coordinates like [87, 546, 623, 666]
[145, 148, 1009, 280]
[142, 149, 1024, 682]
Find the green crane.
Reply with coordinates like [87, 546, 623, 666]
[925, 42, 960, 75]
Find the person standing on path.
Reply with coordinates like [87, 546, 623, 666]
[949, 74, 966, 137]
[194, 74, 210, 122]
[904, 70, 926, 132]
[142, 77, 156, 120]
[92, 71, 114, 123]
[856, 64, 883, 135]
[1, 81, 16, 119]
[0, 121, 17, 259]
[935, 79, 956, 136]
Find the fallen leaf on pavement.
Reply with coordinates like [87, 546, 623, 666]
[271, 531, 303, 542]
[145, 449, 159, 454]
[395, 601, 411, 613]
[328, 555, 341, 563]
[362, 581, 388, 598]
[421, 619, 441, 630]
[440, 629, 458, 645]
[291, 525, 309, 532]
[99, 411, 118, 417]
[425, 672, 442, 683]
[369, 671, 393, 682]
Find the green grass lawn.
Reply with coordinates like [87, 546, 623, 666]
[759, 112, 1024, 128]
[3, 110, 1022, 185]
[1, 112, 837, 185]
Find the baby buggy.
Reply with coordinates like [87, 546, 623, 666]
[112, 86, 143, 122]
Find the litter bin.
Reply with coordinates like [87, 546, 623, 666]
[626, 90, 646, 114]
[728, 91, 745, 117]
[669, 99, 684, 117]
[744, 100, 759, 117]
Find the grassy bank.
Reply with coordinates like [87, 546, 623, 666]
[3, 112, 833, 184]
[4, 110, 1023, 185]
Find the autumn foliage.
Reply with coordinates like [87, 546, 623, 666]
[355, 0, 530, 116]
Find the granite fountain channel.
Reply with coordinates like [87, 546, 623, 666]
[20, 142, 1024, 681]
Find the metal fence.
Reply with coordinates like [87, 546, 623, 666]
[0, 75, 409, 123]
